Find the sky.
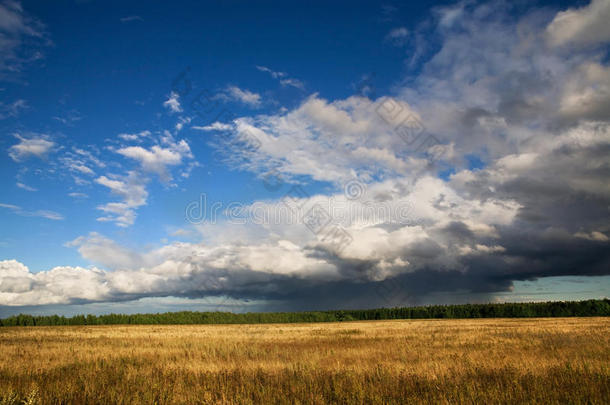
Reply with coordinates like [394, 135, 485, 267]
[0, 0, 609, 316]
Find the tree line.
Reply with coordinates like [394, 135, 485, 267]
[1, 299, 608, 327]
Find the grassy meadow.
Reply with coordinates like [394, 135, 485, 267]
[0, 318, 608, 404]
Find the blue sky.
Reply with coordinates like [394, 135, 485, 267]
[0, 0, 609, 316]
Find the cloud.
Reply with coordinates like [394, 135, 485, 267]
[434, 2, 465, 28]
[222, 85, 262, 107]
[4, 0, 610, 310]
[163, 91, 182, 113]
[59, 146, 106, 178]
[0, 202, 63, 220]
[256, 65, 305, 90]
[0, 259, 109, 306]
[255, 65, 285, 79]
[115, 133, 193, 182]
[385, 27, 409, 46]
[66, 232, 147, 270]
[175, 116, 191, 132]
[278, 78, 305, 89]
[95, 171, 148, 227]
[0, 99, 27, 119]
[120, 16, 143, 23]
[61, 159, 94, 175]
[68, 192, 88, 198]
[118, 130, 151, 141]
[0, 0, 49, 77]
[214, 95, 430, 184]
[72, 147, 106, 168]
[8, 134, 55, 161]
[52, 110, 82, 126]
[16, 182, 36, 191]
[96, 131, 194, 227]
[546, 0, 610, 47]
[192, 122, 233, 131]
[558, 62, 610, 122]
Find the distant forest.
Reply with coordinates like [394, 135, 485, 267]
[1, 299, 608, 326]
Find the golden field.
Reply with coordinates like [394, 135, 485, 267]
[0, 318, 608, 404]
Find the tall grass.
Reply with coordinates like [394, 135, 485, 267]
[1, 318, 608, 404]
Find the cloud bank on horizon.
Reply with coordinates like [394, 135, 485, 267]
[0, 0, 609, 313]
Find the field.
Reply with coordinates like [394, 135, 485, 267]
[0, 318, 608, 404]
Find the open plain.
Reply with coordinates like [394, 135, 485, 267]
[0, 317, 608, 404]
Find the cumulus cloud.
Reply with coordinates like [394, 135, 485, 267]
[3, 0, 609, 310]
[115, 133, 193, 182]
[94, 131, 195, 227]
[0, 259, 109, 306]
[214, 95, 433, 184]
[8, 134, 55, 161]
[559, 62, 610, 122]
[546, 0, 610, 47]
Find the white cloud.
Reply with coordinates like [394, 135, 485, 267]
[70, 163, 94, 175]
[72, 147, 106, 168]
[0, 169, 522, 305]
[118, 130, 151, 141]
[223, 85, 261, 107]
[256, 65, 305, 90]
[279, 78, 305, 89]
[66, 232, 147, 270]
[54, 146, 106, 186]
[215, 95, 429, 183]
[4, 0, 610, 309]
[0, 259, 109, 306]
[546, 0, 610, 47]
[256, 65, 283, 78]
[60, 154, 98, 177]
[16, 182, 36, 191]
[0, 202, 63, 220]
[175, 116, 191, 131]
[192, 122, 233, 131]
[163, 91, 182, 113]
[95, 171, 148, 227]
[115, 134, 193, 182]
[8, 134, 55, 161]
[95, 132, 195, 227]
[170, 228, 196, 238]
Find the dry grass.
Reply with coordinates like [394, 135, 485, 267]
[0, 318, 608, 404]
